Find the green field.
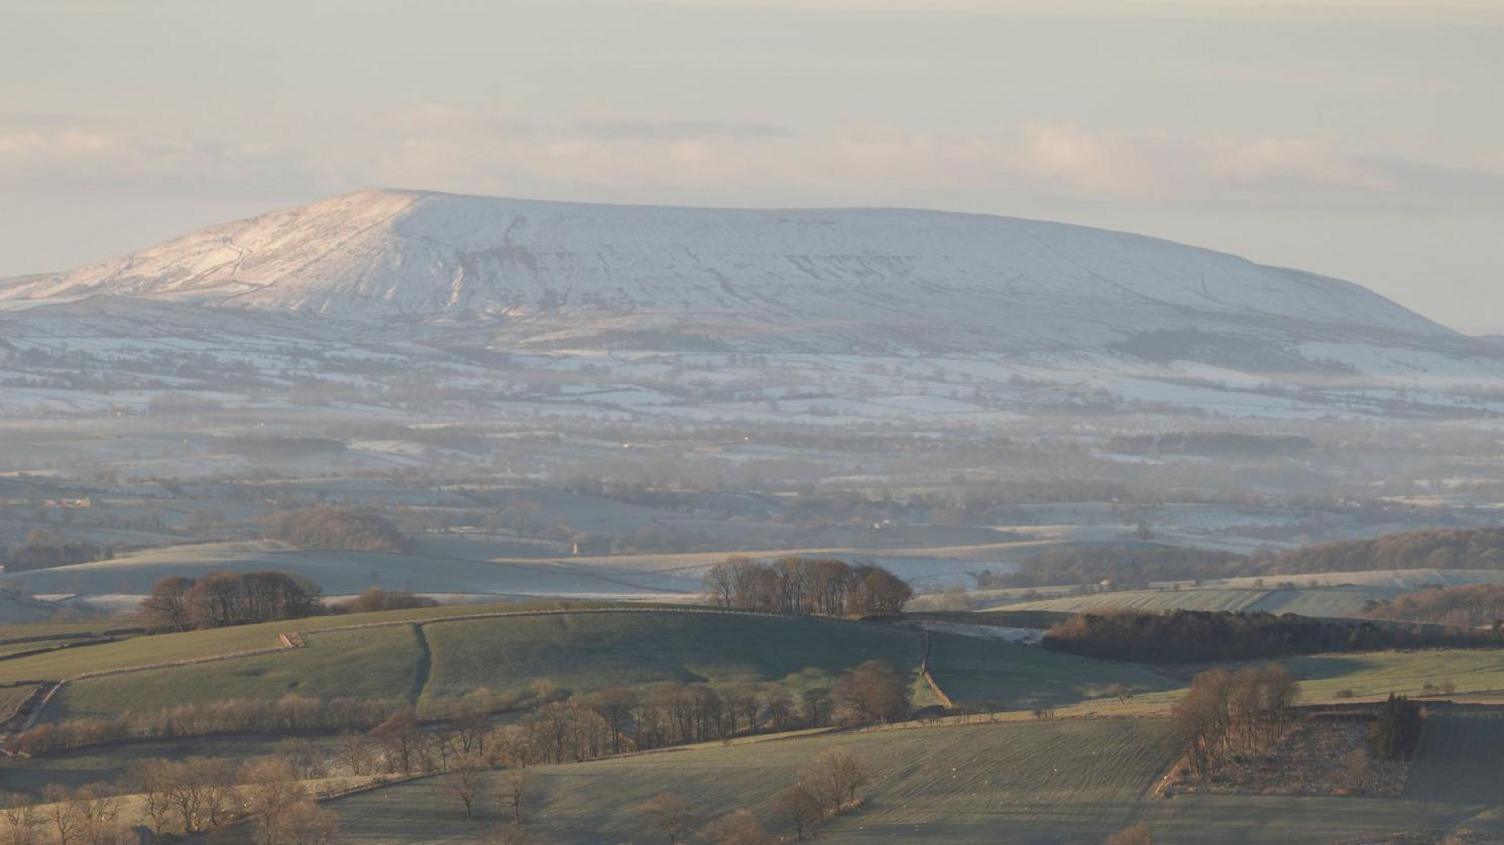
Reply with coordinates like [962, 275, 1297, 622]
[992, 585, 1395, 619]
[323, 709, 1504, 844]
[46, 626, 425, 720]
[1287, 649, 1504, 702]
[25, 610, 946, 723]
[328, 718, 1171, 844]
[420, 613, 925, 701]
[924, 632, 1175, 711]
[0, 600, 589, 686]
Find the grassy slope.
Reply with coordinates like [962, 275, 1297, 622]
[327, 710, 1504, 844]
[47, 626, 424, 720]
[27, 609, 938, 719]
[1286, 649, 1504, 702]
[420, 613, 925, 701]
[994, 585, 1400, 619]
[329, 719, 1171, 844]
[924, 632, 1176, 711]
[0, 600, 586, 686]
[994, 589, 1270, 615]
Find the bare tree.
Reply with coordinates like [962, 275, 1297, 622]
[280, 801, 342, 845]
[70, 787, 120, 845]
[805, 748, 869, 813]
[764, 686, 796, 732]
[241, 756, 311, 844]
[370, 710, 424, 774]
[445, 756, 487, 821]
[498, 768, 535, 826]
[126, 760, 176, 835]
[589, 687, 638, 754]
[140, 576, 194, 631]
[191, 757, 241, 830]
[0, 801, 39, 845]
[636, 791, 696, 844]
[772, 783, 823, 840]
[39, 786, 81, 845]
[831, 661, 909, 725]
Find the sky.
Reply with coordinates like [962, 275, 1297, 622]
[2, 0, 1502, 331]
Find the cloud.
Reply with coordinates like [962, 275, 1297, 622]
[0, 113, 319, 197]
[0, 109, 1496, 215]
[1014, 123, 1402, 199]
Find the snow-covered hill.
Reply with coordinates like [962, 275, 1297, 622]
[0, 190, 1463, 351]
[0, 190, 1499, 420]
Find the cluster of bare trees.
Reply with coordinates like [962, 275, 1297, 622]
[1170, 665, 1299, 780]
[261, 506, 412, 553]
[141, 571, 321, 631]
[702, 557, 912, 617]
[347, 670, 902, 789]
[770, 748, 871, 840]
[1365, 583, 1504, 628]
[0, 754, 340, 845]
[2, 786, 123, 845]
[0, 529, 112, 573]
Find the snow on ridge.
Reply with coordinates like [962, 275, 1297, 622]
[0, 190, 1450, 344]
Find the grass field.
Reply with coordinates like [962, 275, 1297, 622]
[1287, 649, 1504, 703]
[0, 599, 590, 686]
[420, 613, 926, 701]
[983, 569, 1504, 621]
[924, 632, 1176, 711]
[46, 626, 425, 720]
[0, 683, 39, 718]
[991, 585, 1397, 619]
[324, 709, 1504, 844]
[328, 718, 1171, 844]
[23, 609, 948, 722]
[993, 588, 1268, 615]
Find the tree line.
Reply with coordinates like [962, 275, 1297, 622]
[0, 529, 112, 573]
[0, 754, 341, 845]
[141, 576, 439, 632]
[702, 556, 913, 617]
[1270, 527, 1504, 574]
[141, 571, 322, 631]
[16, 660, 910, 759]
[1044, 609, 1502, 663]
[1364, 583, 1504, 629]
